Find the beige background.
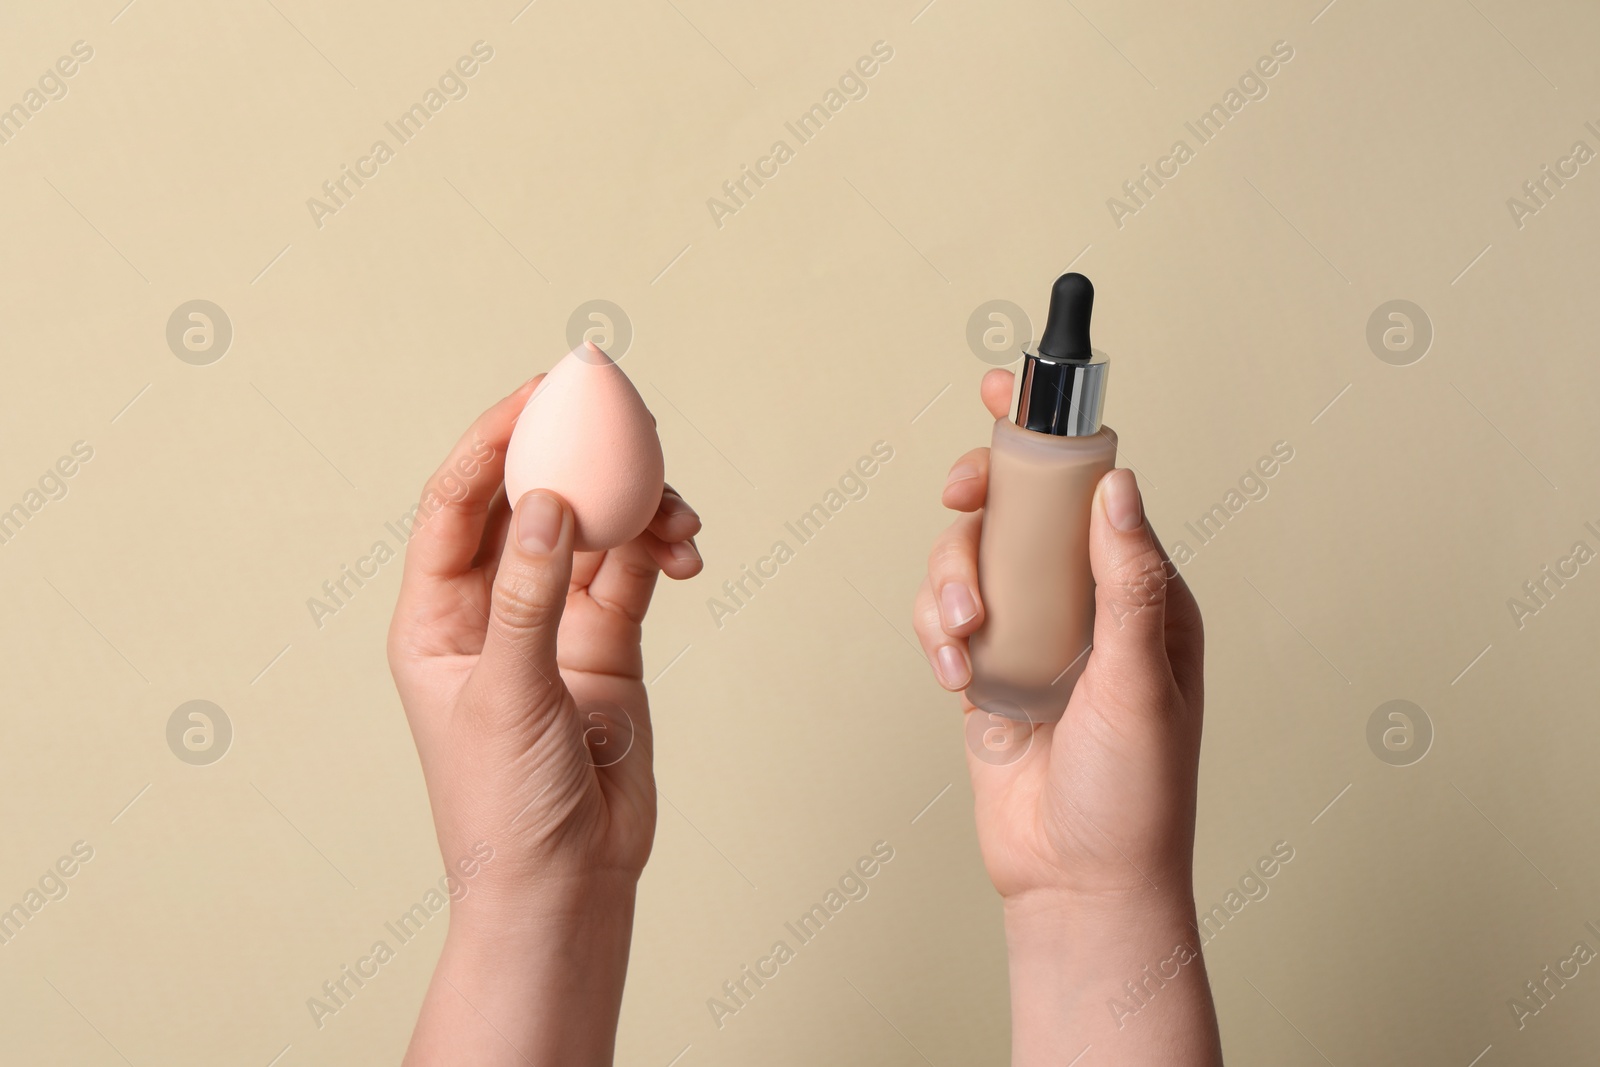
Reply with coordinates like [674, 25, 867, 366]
[2, 0, 1598, 1063]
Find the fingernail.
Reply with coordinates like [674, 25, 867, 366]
[944, 463, 980, 491]
[940, 583, 978, 629]
[517, 493, 563, 553]
[669, 539, 701, 564]
[935, 645, 970, 689]
[1103, 468, 1143, 532]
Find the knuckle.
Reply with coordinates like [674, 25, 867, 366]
[490, 565, 561, 631]
[927, 522, 978, 574]
[418, 448, 486, 512]
[1101, 545, 1171, 618]
[385, 615, 421, 681]
[384, 626, 406, 674]
[928, 537, 972, 575]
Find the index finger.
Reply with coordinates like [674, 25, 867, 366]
[399, 376, 539, 590]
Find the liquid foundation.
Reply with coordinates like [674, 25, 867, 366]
[967, 273, 1116, 723]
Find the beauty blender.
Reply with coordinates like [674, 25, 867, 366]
[504, 342, 665, 552]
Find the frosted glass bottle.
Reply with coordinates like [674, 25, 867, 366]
[967, 422, 1117, 722]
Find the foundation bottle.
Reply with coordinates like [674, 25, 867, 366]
[967, 273, 1116, 723]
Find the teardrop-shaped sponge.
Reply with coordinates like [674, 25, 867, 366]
[504, 343, 665, 552]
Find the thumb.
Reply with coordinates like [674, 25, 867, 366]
[1087, 469, 1177, 704]
[469, 490, 575, 728]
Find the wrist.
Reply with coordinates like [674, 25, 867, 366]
[1003, 885, 1202, 991]
[448, 867, 640, 951]
[1002, 879, 1195, 932]
[407, 876, 638, 1067]
[1003, 888, 1221, 1067]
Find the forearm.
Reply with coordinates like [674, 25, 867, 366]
[1005, 891, 1223, 1067]
[405, 880, 638, 1067]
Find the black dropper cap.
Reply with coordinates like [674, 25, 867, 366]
[1016, 272, 1109, 437]
[1035, 272, 1094, 361]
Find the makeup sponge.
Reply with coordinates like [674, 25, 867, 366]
[504, 343, 665, 552]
